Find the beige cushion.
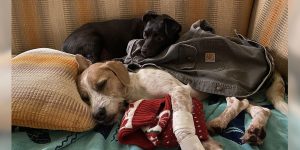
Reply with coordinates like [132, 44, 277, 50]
[248, 0, 288, 79]
[12, 48, 95, 132]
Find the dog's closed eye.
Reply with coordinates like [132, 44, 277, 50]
[81, 95, 90, 105]
[96, 80, 107, 91]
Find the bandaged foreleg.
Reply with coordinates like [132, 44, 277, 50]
[173, 110, 205, 150]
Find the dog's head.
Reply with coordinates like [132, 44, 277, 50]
[141, 11, 182, 58]
[75, 54, 130, 125]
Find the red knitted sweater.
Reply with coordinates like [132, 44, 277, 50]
[118, 95, 209, 150]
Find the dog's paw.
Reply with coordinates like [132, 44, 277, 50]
[226, 97, 249, 112]
[240, 124, 266, 145]
[242, 106, 271, 145]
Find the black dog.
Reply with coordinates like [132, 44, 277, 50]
[62, 11, 181, 62]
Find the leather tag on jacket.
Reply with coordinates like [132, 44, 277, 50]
[205, 52, 215, 62]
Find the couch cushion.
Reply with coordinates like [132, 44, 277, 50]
[12, 48, 95, 132]
[248, 0, 288, 79]
[12, 0, 254, 55]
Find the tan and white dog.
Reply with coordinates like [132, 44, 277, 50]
[75, 54, 287, 149]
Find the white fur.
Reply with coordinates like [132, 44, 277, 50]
[266, 71, 288, 115]
[125, 68, 208, 105]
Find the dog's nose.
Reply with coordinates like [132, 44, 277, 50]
[93, 108, 106, 121]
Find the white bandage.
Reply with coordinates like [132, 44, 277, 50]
[173, 111, 205, 150]
[180, 135, 205, 150]
[173, 110, 195, 133]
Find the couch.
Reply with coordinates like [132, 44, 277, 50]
[11, 0, 288, 150]
[12, 0, 287, 79]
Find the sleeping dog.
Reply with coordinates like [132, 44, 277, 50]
[62, 11, 181, 63]
[75, 54, 223, 149]
[75, 54, 287, 149]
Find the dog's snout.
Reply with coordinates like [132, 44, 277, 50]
[141, 47, 154, 58]
[93, 108, 106, 121]
[141, 49, 157, 58]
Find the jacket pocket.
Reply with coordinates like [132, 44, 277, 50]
[175, 44, 197, 70]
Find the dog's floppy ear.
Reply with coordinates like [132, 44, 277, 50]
[143, 11, 158, 23]
[75, 54, 92, 73]
[162, 15, 182, 37]
[105, 61, 130, 86]
[200, 20, 215, 33]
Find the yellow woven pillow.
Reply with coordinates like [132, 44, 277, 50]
[12, 48, 95, 132]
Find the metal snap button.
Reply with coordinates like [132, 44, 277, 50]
[186, 56, 193, 61]
[216, 86, 223, 91]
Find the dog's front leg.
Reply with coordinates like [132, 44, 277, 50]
[170, 86, 205, 150]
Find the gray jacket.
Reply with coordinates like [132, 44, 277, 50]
[119, 20, 274, 98]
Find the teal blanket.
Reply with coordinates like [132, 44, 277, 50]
[12, 95, 287, 150]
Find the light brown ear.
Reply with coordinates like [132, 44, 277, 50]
[75, 54, 92, 73]
[105, 61, 130, 86]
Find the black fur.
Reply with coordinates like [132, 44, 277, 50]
[62, 11, 181, 62]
